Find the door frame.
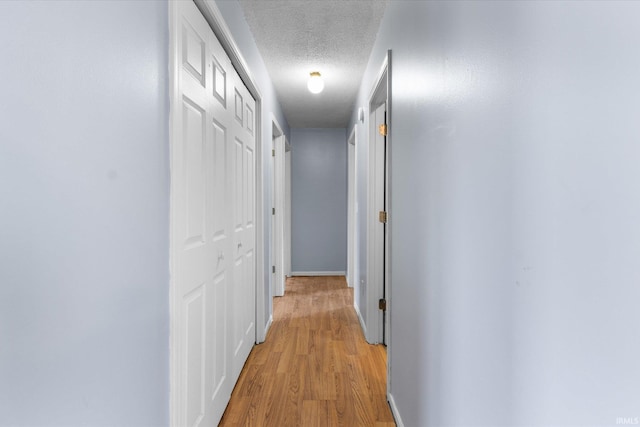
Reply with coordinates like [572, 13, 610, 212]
[272, 116, 286, 297]
[169, 1, 265, 424]
[347, 126, 357, 288]
[284, 141, 292, 278]
[366, 51, 391, 351]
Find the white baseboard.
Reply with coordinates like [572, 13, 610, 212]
[354, 302, 367, 338]
[290, 271, 346, 277]
[388, 393, 405, 427]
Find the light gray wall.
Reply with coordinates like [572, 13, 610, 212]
[350, 1, 640, 426]
[291, 128, 347, 273]
[214, 0, 290, 331]
[0, 1, 169, 426]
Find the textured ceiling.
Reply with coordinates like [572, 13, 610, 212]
[238, 0, 388, 128]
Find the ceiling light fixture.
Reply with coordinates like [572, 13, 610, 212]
[307, 71, 324, 94]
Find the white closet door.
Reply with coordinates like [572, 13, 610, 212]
[172, 1, 256, 426]
[229, 73, 256, 380]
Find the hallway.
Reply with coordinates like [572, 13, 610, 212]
[219, 276, 395, 426]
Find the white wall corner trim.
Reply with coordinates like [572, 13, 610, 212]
[291, 271, 346, 277]
[387, 393, 405, 427]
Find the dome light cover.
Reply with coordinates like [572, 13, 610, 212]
[307, 71, 324, 94]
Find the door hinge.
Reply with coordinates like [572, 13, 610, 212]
[379, 211, 388, 224]
[272, 265, 276, 273]
[272, 149, 275, 157]
[379, 298, 387, 311]
[272, 207, 275, 215]
[378, 123, 387, 137]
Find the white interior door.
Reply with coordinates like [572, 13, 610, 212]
[230, 61, 256, 381]
[369, 102, 387, 344]
[171, 1, 255, 425]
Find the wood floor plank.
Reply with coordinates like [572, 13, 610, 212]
[219, 276, 395, 426]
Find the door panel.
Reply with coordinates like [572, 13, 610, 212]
[210, 119, 227, 242]
[234, 89, 244, 124]
[246, 146, 255, 230]
[246, 105, 254, 135]
[212, 58, 226, 106]
[233, 138, 244, 232]
[210, 272, 227, 401]
[185, 285, 205, 427]
[182, 98, 207, 249]
[182, 24, 206, 86]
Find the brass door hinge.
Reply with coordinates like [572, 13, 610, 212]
[379, 298, 387, 311]
[272, 207, 275, 215]
[378, 123, 387, 137]
[272, 265, 276, 273]
[379, 211, 388, 224]
[272, 149, 275, 157]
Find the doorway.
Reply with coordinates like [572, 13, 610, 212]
[347, 127, 357, 289]
[272, 118, 286, 297]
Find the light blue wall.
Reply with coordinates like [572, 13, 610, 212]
[291, 128, 347, 273]
[350, 1, 640, 426]
[214, 0, 290, 331]
[0, 1, 169, 426]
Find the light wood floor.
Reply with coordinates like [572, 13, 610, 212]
[219, 275, 395, 426]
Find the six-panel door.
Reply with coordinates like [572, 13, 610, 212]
[173, 1, 256, 425]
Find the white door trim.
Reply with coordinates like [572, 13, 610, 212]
[347, 126, 357, 289]
[284, 142, 292, 278]
[272, 115, 285, 297]
[169, 1, 265, 424]
[384, 49, 393, 397]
